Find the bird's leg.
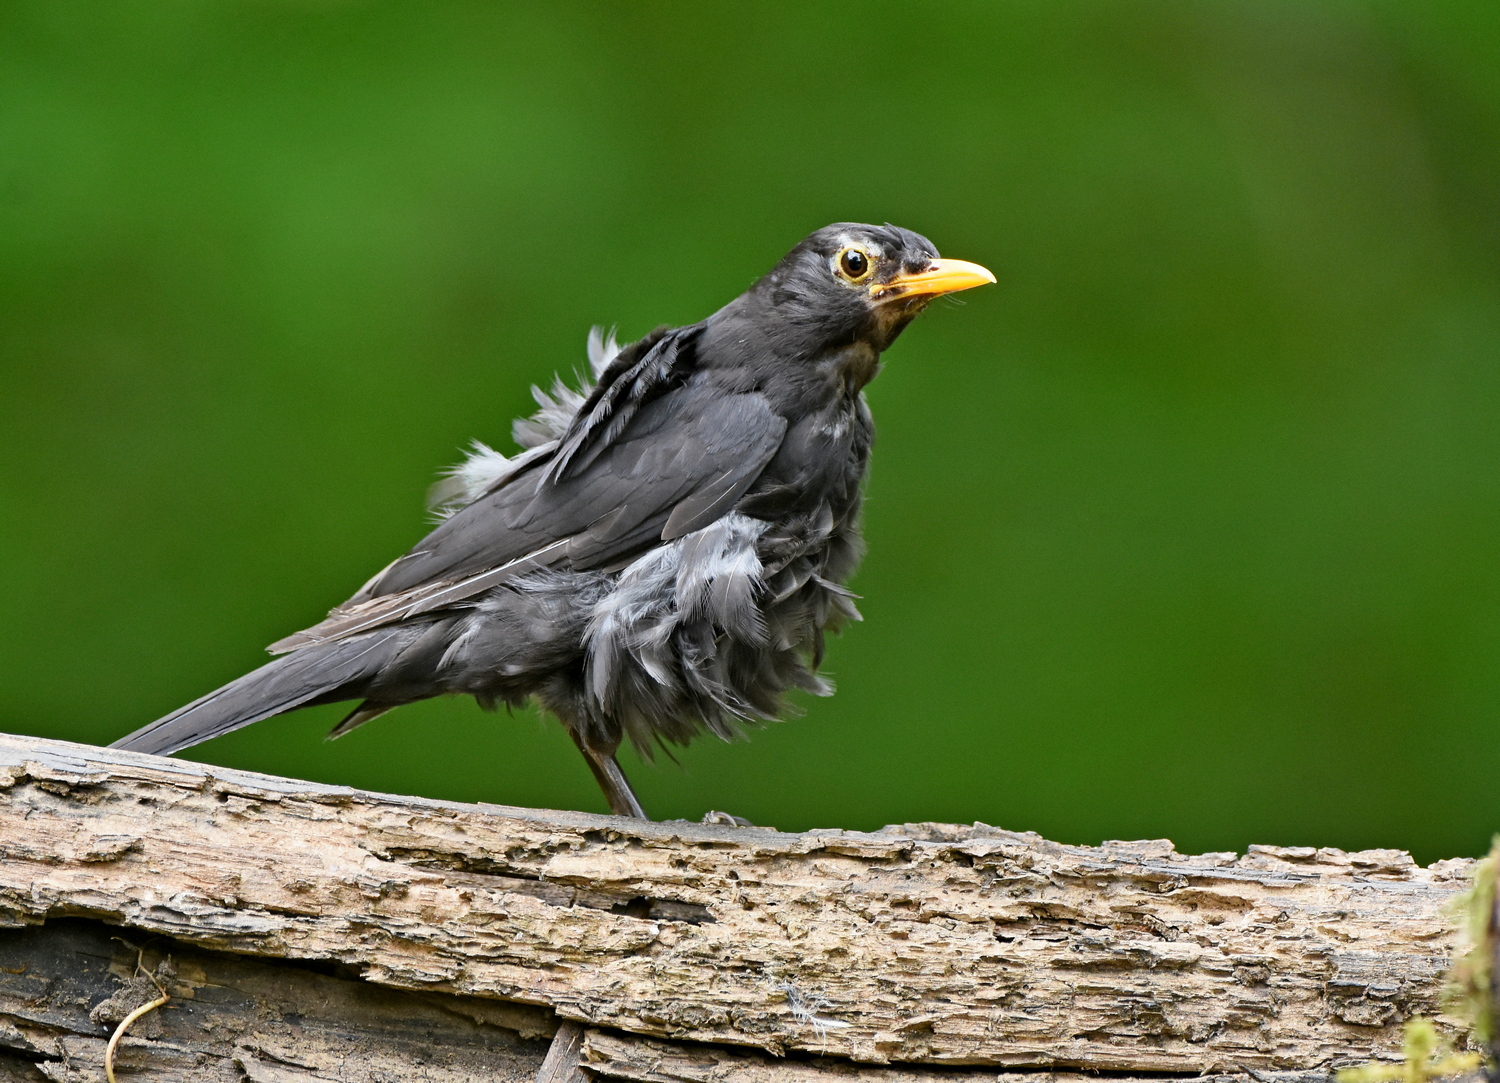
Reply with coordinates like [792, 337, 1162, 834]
[567, 728, 647, 819]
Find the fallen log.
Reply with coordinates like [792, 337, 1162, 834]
[0, 732, 1477, 1083]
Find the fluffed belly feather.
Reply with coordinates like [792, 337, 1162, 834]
[411, 511, 861, 753]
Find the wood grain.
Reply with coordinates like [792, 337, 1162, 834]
[0, 733, 1475, 1070]
[576, 1028, 1337, 1083]
[0, 920, 553, 1083]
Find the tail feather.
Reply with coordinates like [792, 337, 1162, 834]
[112, 630, 405, 757]
[327, 701, 395, 740]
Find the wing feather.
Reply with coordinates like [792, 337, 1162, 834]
[544, 324, 698, 483]
[270, 353, 786, 655]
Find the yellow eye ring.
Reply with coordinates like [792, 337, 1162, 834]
[835, 246, 876, 283]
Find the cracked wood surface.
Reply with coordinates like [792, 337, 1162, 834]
[576, 1028, 1339, 1083]
[0, 921, 1332, 1083]
[0, 920, 555, 1083]
[0, 732, 1475, 1071]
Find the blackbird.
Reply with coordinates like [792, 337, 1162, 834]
[112, 223, 994, 819]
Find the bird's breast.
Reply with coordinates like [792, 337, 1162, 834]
[737, 398, 871, 525]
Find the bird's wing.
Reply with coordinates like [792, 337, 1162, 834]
[269, 346, 786, 654]
[542, 323, 693, 484]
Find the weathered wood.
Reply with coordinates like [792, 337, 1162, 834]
[0, 732, 1476, 1071]
[539, 1021, 589, 1083]
[0, 919, 553, 1083]
[576, 1028, 1336, 1083]
[0, 920, 1342, 1083]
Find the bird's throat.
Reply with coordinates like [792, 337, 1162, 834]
[834, 341, 880, 393]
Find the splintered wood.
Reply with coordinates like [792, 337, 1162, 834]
[0, 733, 1476, 1074]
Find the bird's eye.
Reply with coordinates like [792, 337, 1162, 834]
[836, 247, 873, 282]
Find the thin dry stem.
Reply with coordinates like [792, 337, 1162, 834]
[103, 952, 170, 1083]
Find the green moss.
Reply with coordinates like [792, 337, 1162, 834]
[1340, 841, 1497, 1083]
[1335, 1019, 1481, 1083]
[1444, 837, 1498, 1055]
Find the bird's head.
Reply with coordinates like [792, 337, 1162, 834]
[747, 222, 995, 355]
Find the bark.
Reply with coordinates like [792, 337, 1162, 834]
[0, 920, 553, 1082]
[0, 732, 1476, 1079]
[575, 1028, 1335, 1083]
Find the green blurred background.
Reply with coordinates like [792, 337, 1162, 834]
[2, 2, 1498, 862]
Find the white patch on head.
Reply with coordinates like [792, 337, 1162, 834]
[832, 232, 885, 262]
[833, 231, 886, 259]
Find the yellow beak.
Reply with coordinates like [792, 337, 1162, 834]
[876, 258, 996, 302]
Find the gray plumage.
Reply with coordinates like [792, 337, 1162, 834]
[112, 223, 993, 816]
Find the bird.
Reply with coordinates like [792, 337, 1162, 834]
[111, 223, 994, 820]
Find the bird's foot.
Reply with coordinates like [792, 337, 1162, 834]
[700, 810, 755, 827]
